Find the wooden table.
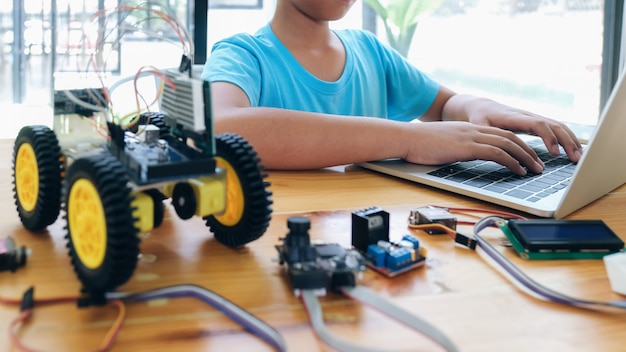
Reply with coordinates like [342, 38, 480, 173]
[1, 139, 625, 352]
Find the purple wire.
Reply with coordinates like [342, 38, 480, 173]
[110, 284, 287, 351]
[473, 216, 626, 310]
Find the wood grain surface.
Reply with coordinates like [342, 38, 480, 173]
[1, 139, 625, 352]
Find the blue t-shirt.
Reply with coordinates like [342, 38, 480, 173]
[202, 24, 439, 122]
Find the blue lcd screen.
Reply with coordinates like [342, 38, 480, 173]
[507, 220, 624, 251]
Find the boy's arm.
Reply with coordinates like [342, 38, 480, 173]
[210, 82, 547, 174]
[210, 82, 410, 169]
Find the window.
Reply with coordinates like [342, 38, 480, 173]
[354, 1, 608, 131]
[0, 0, 620, 139]
[0, 0, 195, 138]
[408, 1, 605, 129]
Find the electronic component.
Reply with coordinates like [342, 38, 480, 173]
[351, 206, 389, 252]
[136, 124, 161, 144]
[161, 69, 209, 134]
[108, 121, 217, 185]
[352, 207, 426, 277]
[285, 214, 458, 352]
[474, 216, 626, 313]
[365, 235, 427, 276]
[0, 236, 30, 272]
[408, 206, 457, 234]
[275, 217, 365, 295]
[502, 219, 625, 260]
[14, 73, 271, 298]
[53, 88, 107, 117]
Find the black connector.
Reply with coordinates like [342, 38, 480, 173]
[454, 231, 477, 250]
[179, 54, 192, 73]
[77, 290, 108, 307]
[20, 287, 35, 312]
[351, 207, 389, 252]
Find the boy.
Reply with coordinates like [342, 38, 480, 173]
[202, 0, 582, 176]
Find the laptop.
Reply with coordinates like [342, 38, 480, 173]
[357, 70, 626, 218]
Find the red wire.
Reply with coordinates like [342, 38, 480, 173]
[9, 310, 37, 352]
[3, 294, 125, 352]
[408, 205, 528, 238]
[408, 223, 458, 240]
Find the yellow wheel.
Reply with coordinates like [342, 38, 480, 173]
[15, 143, 38, 212]
[214, 156, 245, 226]
[205, 133, 272, 247]
[67, 179, 107, 269]
[12, 126, 63, 231]
[64, 154, 139, 294]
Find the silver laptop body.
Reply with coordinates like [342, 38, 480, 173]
[358, 70, 626, 218]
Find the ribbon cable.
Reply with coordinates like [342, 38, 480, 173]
[473, 216, 626, 311]
[109, 284, 287, 352]
[300, 286, 460, 352]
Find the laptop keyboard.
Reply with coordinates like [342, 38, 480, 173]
[427, 139, 576, 202]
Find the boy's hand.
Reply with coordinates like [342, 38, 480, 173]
[404, 121, 545, 176]
[460, 97, 583, 163]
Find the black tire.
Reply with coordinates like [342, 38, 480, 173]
[126, 112, 170, 136]
[63, 154, 140, 294]
[205, 133, 272, 247]
[143, 189, 165, 229]
[12, 125, 63, 231]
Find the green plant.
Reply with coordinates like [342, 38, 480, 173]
[363, 0, 443, 57]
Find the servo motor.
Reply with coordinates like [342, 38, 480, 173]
[0, 236, 29, 272]
[409, 207, 457, 234]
